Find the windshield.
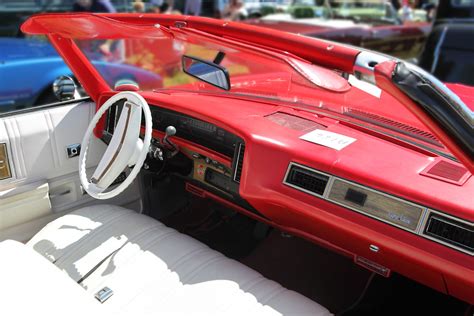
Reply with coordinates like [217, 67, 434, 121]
[75, 32, 449, 156]
[329, 0, 398, 22]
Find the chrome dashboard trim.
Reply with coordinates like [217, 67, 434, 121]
[283, 162, 472, 255]
[233, 143, 244, 183]
[420, 209, 473, 256]
[326, 177, 427, 234]
[283, 162, 333, 199]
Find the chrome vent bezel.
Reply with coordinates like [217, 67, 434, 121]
[283, 162, 331, 198]
[283, 161, 473, 256]
[422, 210, 473, 256]
[233, 143, 245, 183]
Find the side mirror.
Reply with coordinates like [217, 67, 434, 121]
[182, 56, 230, 90]
[53, 76, 77, 102]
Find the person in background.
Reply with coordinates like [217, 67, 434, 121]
[132, 0, 146, 12]
[73, 0, 120, 61]
[73, 0, 116, 12]
[222, 0, 244, 20]
[215, 0, 229, 18]
[149, 0, 164, 12]
[184, 0, 202, 15]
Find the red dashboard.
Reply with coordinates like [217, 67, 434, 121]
[21, 11, 472, 306]
[99, 89, 474, 304]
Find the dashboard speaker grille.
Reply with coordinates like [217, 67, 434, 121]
[425, 214, 473, 253]
[233, 143, 245, 183]
[426, 161, 469, 182]
[285, 165, 329, 196]
[344, 109, 441, 146]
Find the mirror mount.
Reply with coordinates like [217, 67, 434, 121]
[213, 51, 226, 65]
[182, 55, 230, 91]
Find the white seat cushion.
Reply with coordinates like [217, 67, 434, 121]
[0, 240, 101, 316]
[27, 205, 332, 315]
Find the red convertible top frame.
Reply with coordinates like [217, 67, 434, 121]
[21, 13, 473, 172]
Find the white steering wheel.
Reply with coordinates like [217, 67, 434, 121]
[79, 91, 152, 200]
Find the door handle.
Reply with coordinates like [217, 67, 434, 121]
[50, 189, 72, 199]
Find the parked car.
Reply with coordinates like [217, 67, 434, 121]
[0, 0, 130, 37]
[0, 36, 164, 113]
[0, 12, 472, 316]
[246, 0, 432, 59]
[418, 0, 474, 86]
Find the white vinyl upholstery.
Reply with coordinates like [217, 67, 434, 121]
[0, 240, 101, 316]
[27, 205, 332, 316]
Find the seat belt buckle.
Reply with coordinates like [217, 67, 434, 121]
[95, 286, 114, 303]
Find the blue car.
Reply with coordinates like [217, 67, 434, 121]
[0, 37, 163, 112]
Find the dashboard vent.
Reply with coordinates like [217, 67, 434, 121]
[424, 214, 473, 253]
[344, 109, 442, 147]
[233, 143, 245, 183]
[266, 112, 325, 131]
[285, 164, 329, 196]
[424, 160, 470, 185]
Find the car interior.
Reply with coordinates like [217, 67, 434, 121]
[0, 13, 473, 316]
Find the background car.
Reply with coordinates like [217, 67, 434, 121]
[0, 36, 163, 113]
[0, 0, 130, 37]
[418, 0, 474, 86]
[246, 0, 431, 59]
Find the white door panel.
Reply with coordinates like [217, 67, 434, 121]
[48, 168, 141, 213]
[0, 101, 105, 186]
[0, 101, 142, 242]
[0, 181, 51, 231]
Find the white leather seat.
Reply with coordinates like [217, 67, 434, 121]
[0, 240, 101, 316]
[24, 205, 331, 315]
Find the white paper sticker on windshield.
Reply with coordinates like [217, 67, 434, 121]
[300, 129, 356, 150]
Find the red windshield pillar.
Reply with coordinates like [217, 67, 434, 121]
[374, 61, 474, 173]
[47, 34, 111, 102]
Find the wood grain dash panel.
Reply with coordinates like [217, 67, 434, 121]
[328, 179, 423, 231]
[0, 143, 12, 180]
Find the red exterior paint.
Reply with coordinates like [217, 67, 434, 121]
[136, 90, 473, 303]
[246, 20, 431, 59]
[21, 13, 360, 73]
[374, 61, 474, 173]
[21, 13, 474, 304]
[46, 34, 111, 102]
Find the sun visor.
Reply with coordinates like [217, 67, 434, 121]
[21, 13, 170, 40]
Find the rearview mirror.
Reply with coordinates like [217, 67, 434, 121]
[182, 56, 230, 90]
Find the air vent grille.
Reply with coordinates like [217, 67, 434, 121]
[285, 164, 329, 196]
[266, 112, 325, 131]
[344, 109, 442, 146]
[425, 214, 473, 253]
[233, 143, 245, 183]
[426, 161, 468, 182]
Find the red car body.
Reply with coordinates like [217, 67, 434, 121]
[247, 19, 432, 59]
[22, 13, 473, 305]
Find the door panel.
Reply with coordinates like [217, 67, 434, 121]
[0, 181, 50, 231]
[0, 101, 142, 242]
[0, 101, 105, 184]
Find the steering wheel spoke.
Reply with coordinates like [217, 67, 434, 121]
[79, 92, 152, 199]
[91, 101, 141, 190]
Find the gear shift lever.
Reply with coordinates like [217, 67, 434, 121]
[163, 126, 179, 157]
[164, 126, 176, 145]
